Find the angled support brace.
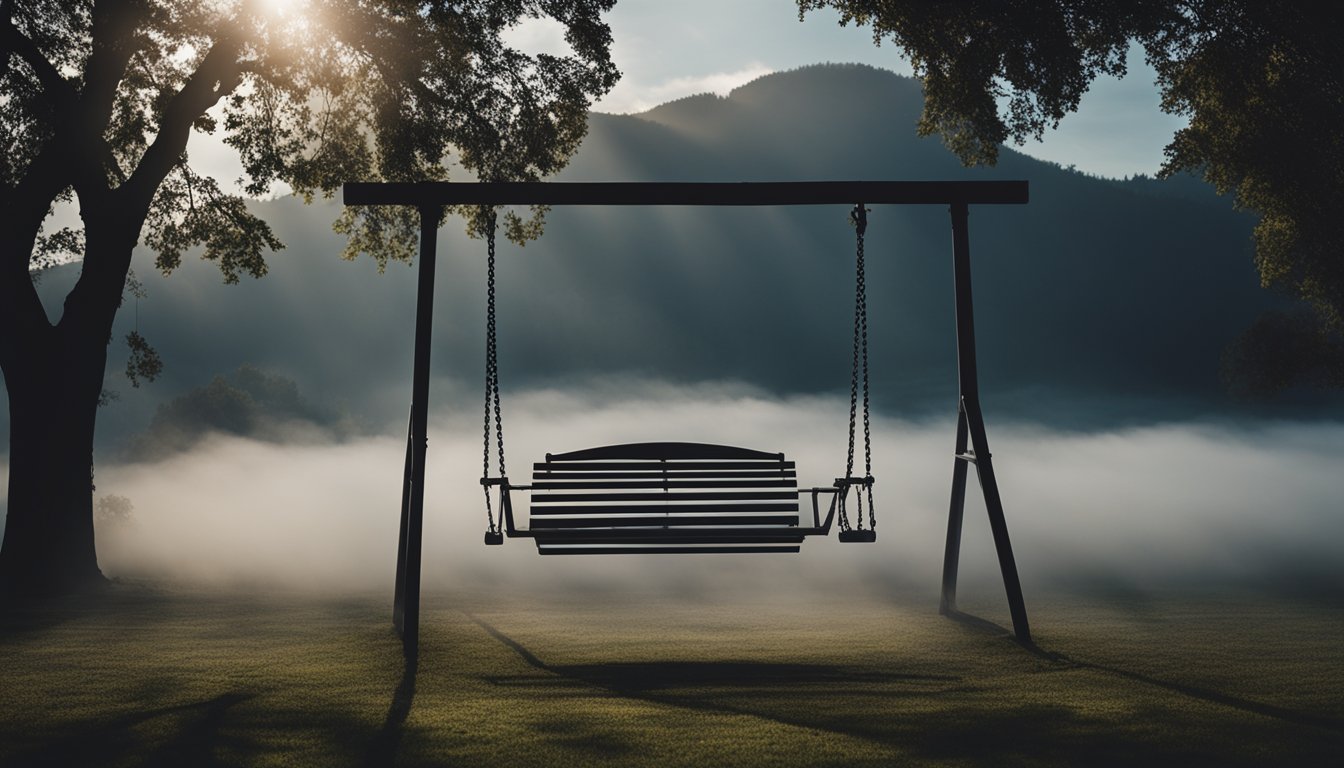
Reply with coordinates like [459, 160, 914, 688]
[940, 203, 1031, 643]
[393, 410, 413, 632]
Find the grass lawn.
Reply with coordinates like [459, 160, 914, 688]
[1, 583, 1341, 766]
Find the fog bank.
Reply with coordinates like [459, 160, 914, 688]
[84, 385, 1344, 602]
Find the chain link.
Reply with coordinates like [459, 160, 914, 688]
[858, 205, 875, 532]
[482, 208, 503, 535]
[841, 203, 876, 532]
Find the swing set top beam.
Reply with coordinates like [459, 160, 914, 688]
[342, 180, 1028, 208]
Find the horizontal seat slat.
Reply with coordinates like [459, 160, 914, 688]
[532, 470, 797, 481]
[533, 490, 799, 504]
[539, 545, 801, 555]
[534, 532, 807, 544]
[533, 461, 795, 473]
[530, 479, 798, 491]
[530, 515, 800, 529]
[530, 502, 800, 515]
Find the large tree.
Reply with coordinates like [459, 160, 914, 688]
[798, 0, 1344, 390]
[0, 0, 617, 598]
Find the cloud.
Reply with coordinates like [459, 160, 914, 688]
[89, 383, 1344, 603]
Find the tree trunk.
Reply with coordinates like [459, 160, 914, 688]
[0, 327, 108, 598]
[0, 210, 137, 601]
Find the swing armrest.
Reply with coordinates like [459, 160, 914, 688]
[480, 477, 533, 491]
[481, 478, 536, 537]
[805, 486, 841, 534]
[501, 483, 531, 537]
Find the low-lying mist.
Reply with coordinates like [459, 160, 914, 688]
[57, 382, 1344, 604]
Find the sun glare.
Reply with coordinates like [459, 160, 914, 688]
[255, 0, 316, 35]
[260, 0, 303, 17]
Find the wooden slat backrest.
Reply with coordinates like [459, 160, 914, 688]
[529, 443, 801, 552]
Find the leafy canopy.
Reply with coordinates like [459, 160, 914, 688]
[798, 1, 1344, 370]
[3, 0, 618, 279]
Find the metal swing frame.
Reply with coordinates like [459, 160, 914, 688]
[341, 180, 1033, 658]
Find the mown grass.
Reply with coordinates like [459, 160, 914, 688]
[1, 584, 1341, 766]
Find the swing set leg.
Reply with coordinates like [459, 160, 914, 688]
[940, 203, 1031, 645]
[392, 205, 441, 661]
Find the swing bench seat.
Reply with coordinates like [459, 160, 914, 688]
[490, 442, 844, 554]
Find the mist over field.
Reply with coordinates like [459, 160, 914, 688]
[82, 385, 1344, 603]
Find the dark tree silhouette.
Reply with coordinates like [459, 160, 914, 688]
[798, 1, 1344, 388]
[0, 0, 617, 599]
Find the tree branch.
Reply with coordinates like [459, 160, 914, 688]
[65, 22, 250, 337]
[0, 183, 58, 372]
[0, 12, 77, 115]
[63, 1, 149, 203]
[79, 0, 149, 146]
[120, 30, 245, 214]
[7, 144, 76, 266]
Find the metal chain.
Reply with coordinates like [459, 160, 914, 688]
[841, 203, 875, 532]
[490, 224, 506, 480]
[482, 208, 502, 534]
[844, 206, 864, 481]
[857, 205, 875, 532]
[866, 483, 876, 531]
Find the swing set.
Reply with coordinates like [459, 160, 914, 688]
[342, 180, 1032, 658]
[478, 202, 877, 554]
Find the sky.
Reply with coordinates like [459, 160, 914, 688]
[509, 0, 1188, 179]
[189, 0, 1189, 187]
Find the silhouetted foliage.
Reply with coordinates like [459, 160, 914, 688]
[1222, 310, 1344, 398]
[126, 365, 352, 461]
[123, 331, 162, 388]
[798, 1, 1344, 387]
[0, 0, 618, 596]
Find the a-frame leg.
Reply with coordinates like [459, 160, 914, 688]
[940, 203, 1031, 644]
[394, 205, 442, 661]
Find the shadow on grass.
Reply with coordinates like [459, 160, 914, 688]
[361, 657, 418, 768]
[6, 671, 414, 768]
[946, 607, 1344, 735]
[548, 660, 957, 690]
[0, 579, 148, 634]
[467, 612, 974, 753]
[7, 692, 254, 768]
[470, 610, 1344, 766]
[467, 611, 954, 688]
[944, 608, 1062, 659]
